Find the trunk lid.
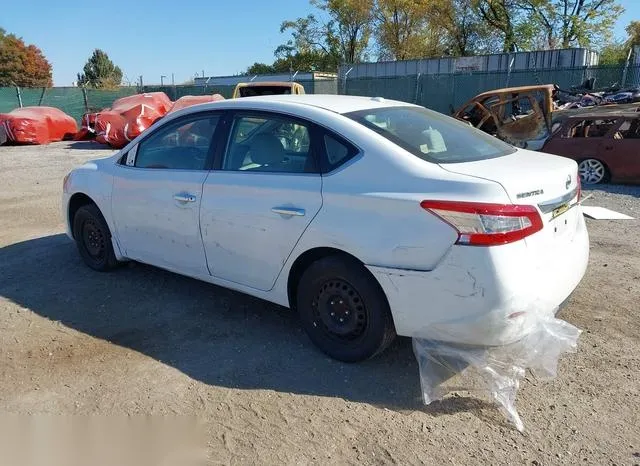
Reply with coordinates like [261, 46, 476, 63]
[439, 149, 582, 246]
[439, 149, 579, 209]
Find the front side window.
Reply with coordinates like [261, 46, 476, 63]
[346, 106, 516, 163]
[134, 115, 220, 170]
[222, 114, 316, 173]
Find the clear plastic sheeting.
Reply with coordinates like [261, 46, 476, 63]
[413, 309, 581, 432]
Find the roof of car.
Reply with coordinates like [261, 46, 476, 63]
[235, 81, 299, 87]
[565, 109, 640, 119]
[470, 84, 556, 100]
[223, 94, 417, 114]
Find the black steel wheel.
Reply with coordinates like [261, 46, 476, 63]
[73, 204, 119, 272]
[312, 278, 368, 342]
[297, 255, 395, 362]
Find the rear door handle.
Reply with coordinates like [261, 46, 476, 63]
[271, 207, 305, 217]
[173, 193, 197, 203]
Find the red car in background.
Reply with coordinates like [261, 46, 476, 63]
[541, 111, 640, 185]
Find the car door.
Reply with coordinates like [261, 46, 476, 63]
[111, 112, 222, 276]
[603, 118, 640, 181]
[200, 111, 323, 291]
[542, 118, 607, 158]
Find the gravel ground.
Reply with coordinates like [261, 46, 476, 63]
[1, 141, 639, 465]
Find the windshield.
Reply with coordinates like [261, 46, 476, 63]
[345, 106, 516, 163]
[239, 86, 292, 97]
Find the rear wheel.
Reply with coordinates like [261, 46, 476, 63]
[297, 255, 396, 362]
[72, 204, 119, 272]
[578, 158, 607, 185]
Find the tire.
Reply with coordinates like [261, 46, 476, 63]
[296, 255, 396, 362]
[72, 204, 119, 272]
[578, 158, 608, 185]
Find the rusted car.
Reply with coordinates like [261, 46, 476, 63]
[453, 84, 639, 153]
[541, 111, 640, 184]
[232, 81, 305, 98]
[453, 85, 555, 150]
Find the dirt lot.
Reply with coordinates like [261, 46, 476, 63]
[1, 141, 639, 465]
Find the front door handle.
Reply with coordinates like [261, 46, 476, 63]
[174, 193, 197, 203]
[271, 207, 305, 217]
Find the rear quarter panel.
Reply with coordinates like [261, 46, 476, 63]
[277, 118, 511, 274]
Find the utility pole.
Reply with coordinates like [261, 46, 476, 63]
[161, 75, 167, 86]
[171, 73, 175, 86]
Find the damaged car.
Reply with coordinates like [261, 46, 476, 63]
[453, 84, 640, 151]
[453, 84, 555, 150]
[62, 95, 589, 362]
[541, 111, 640, 184]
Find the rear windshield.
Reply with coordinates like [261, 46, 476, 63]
[239, 86, 292, 97]
[345, 106, 516, 163]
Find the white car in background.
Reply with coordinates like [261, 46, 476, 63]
[62, 95, 589, 362]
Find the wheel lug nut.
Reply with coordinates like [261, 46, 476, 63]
[330, 312, 335, 316]
[339, 318, 344, 322]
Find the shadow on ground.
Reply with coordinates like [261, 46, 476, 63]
[0, 234, 466, 412]
[65, 141, 115, 151]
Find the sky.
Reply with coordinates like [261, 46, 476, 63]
[3, 0, 640, 86]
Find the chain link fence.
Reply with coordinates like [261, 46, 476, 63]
[345, 64, 640, 114]
[0, 64, 637, 123]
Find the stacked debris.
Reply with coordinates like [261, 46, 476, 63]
[75, 92, 226, 148]
[75, 92, 173, 148]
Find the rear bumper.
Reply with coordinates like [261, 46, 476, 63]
[367, 212, 589, 347]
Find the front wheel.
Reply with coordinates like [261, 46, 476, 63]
[297, 255, 396, 362]
[72, 204, 120, 272]
[578, 158, 608, 185]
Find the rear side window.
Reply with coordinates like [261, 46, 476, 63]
[616, 119, 640, 139]
[323, 134, 356, 170]
[564, 119, 618, 138]
[345, 106, 515, 163]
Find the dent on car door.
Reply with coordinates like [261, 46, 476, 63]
[110, 113, 222, 275]
[200, 111, 323, 291]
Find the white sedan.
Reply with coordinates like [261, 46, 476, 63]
[62, 95, 589, 362]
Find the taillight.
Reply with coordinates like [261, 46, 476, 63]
[420, 200, 543, 246]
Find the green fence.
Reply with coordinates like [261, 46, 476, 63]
[0, 64, 637, 124]
[345, 64, 640, 114]
[0, 86, 139, 123]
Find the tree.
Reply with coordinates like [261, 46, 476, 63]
[599, 21, 640, 65]
[77, 49, 123, 89]
[473, 0, 525, 52]
[518, 0, 624, 49]
[315, 0, 374, 63]
[432, 0, 500, 56]
[245, 62, 277, 75]
[278, 0, 373, 66]
[0, 29, 52, 87]
[599, 41, 627, 65]
[373, 0, 442, 60]
[625, 20, 640, 49]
